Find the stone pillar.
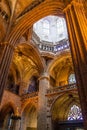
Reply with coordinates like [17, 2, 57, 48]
[47, 107, 52, 130]
[20, 114, 27, 130]
[37, 72, 50, 130]
[0, 42, 15, 103]
[64, 1, 87, 129]
[0, 120, 3, 130]
[3, 114, 10, 130]
[12, 118, 21, 130]
[11, 107, 21, 130]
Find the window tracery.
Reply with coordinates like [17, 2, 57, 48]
[68, 74, 76, 84]
[42, 20, 49, 38]
[57, 18, 64, 36]
[33, 15, 68, 43]
[67, 105, 83, 120]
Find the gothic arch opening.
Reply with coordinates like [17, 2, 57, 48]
[21, 103, 37, 130]
[0, 103, 15, 130]
[51, 93, 83, 130]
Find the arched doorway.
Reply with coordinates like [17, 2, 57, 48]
[0, 103, 14, 130]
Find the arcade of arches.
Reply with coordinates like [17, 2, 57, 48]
[0, 0, 87, 130]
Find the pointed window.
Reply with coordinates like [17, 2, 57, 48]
[43, 20, 49, 36]
[67, 105, 83, 120]
[68, 74, 76, 84]
[57, 18, 64, 37]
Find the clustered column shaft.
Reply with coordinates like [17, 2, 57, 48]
[64, 1, 87, 129]
[0, 43, 15, 103]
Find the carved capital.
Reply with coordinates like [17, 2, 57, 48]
[63, 4, 71, 12]
[63, 0, 83, 12]
[11, 115, 21, 120]
[38, 72, 50, 81]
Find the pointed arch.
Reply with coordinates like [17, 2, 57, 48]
[47, 51, 71, 72]
[0, 101, 16, 118]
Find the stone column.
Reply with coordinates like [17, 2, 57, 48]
[11, 116, 21, 130]
[64, 1, 87, 129]
[3, 114, 10, 130]
[13, 118, 21, 130]
[0, 42, 15, 103]
[47, 107, 52, 130]
[37, 72, 50, 130]
[11, 107, 21, 130]
[0, 120, 3, 130]
[20, 113, 27, 130]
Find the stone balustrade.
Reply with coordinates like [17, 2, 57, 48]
[47, 83, 77, 95]
[21, 91, 38, 100]
[21, 83, 77, 100]
[38, 39, 69, 53]
[32, 31, 70, 53]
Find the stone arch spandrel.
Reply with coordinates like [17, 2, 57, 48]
[0, 90, 21, 114]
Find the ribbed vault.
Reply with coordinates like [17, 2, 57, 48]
[11, 43, 44, 83]
[48, 51, 74, 87]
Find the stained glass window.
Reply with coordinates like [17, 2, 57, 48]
[57, 18, 64, 36]
[43, 20, 49, 36]
[33, 15, 68, 43]
[68, 74, 76, 84]
[67, 105, 83, 120]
